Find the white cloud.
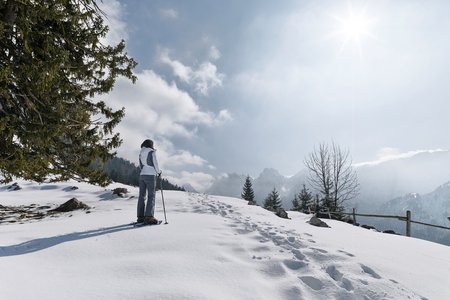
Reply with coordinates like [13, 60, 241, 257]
[160, 8, 178, 19]
[160, 51, 192, 83]
[98, 0, 128, 45]
[193, 62, 224, 95]
[355, 148, 448, 167]
[103, 69, 229, 186]
[159, 50, 225, 95]
[164, 171, 215, 192]
[209, 45, 221, 60]
[215, 109, 233, 125]
[110, 69, 223, 138]
[150, 139, 211, 172]
[163, 150, 208, 168]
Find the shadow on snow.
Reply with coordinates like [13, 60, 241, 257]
[0, 223, 134, 257]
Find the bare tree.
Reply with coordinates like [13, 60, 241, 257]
[304, 142, 359, 212]
[304, 143, 333, 209]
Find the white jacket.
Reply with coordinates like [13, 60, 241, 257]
[139, 147, 161, 176]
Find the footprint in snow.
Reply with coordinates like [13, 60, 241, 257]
[326, 265, 343, 281]
[360, 264, 381, 279]
[337, 249, 355, 257]
[261, 261, 286, 277]
[389, 279, 399, 284]
[252, 245, 271, 252]
[283, 259, 307, 270]
[292, 249, 306, 261]
[282, 286, 303, 300]
[299, 276, 324, 291]
[326, 265, 354, 291]
[311, 247, 328, 254]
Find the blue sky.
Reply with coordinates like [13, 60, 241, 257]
[99, 0, 450, 191]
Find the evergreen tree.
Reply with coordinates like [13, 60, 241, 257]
[263, 188, 282, 210]
[0, 1, 137, 186]
[298, 184, 313, 213]
[292, 185, 313, 213]
[241, 175, 255, 202]
[103, 157, 140, 186]
[292, 194, 301, 212]
[157, 177, 185, 192]
[313, 194, 323, 215]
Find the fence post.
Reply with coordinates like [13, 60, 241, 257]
[406, 210, 411, 237]
[315, 196, 319, 217]
[352, 208, 357, 225]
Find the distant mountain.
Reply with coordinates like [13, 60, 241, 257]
[207, 173, 246, 199]
[358, 182, 450, 246]
[353, 150, 450, 210]
[253, 168, 286, 204]
[208, 150, 450, 212]
[207, 168, 308, 208]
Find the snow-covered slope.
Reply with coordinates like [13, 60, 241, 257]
[1, 180, 449, 300]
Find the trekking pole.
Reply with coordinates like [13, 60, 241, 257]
[159, 174, 168, 224]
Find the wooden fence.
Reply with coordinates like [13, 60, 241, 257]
[320, 209, 450, 237]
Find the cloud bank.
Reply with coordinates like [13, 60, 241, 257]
[159, 50, 225, 95]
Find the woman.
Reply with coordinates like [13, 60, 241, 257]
[137, 139, 161, 224]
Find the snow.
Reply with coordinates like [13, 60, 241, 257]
[1, 180, 450, 300]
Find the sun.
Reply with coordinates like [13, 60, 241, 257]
[339, 14, 371, 41]
[330, 4, 376, 56]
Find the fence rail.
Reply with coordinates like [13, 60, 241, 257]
[318, 208, 450, 237]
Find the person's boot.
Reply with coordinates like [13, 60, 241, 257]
[137, 216, 144, 223]
[144, 216, 158, 225]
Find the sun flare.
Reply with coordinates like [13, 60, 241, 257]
[339, 14, 371, 41]
[331, 4, 376, 55]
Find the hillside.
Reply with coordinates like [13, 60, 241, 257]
[1, 180, 449, 299]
